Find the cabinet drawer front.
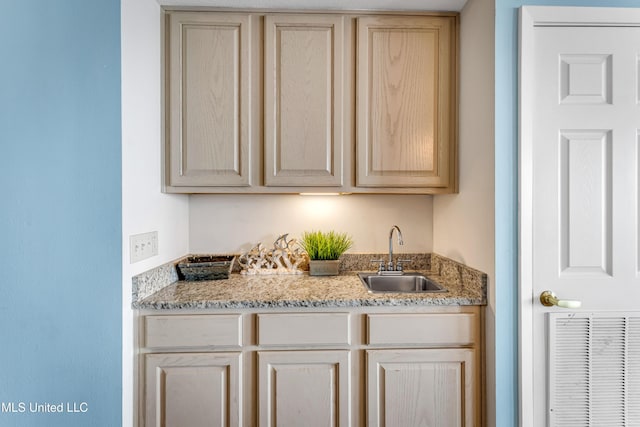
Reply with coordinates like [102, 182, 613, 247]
[257, 313, 350, 346]
[144, 314, 242, 349]
[367, 313, 475, 346]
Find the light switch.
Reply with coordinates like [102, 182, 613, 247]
[130, 231, 158, 263]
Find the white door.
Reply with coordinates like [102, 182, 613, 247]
[520, 6, 640, 427]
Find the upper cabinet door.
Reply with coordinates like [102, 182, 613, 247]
[264, 14, 345, 187]
[167, 12, 254, 187]
[356, 16, 457, 190]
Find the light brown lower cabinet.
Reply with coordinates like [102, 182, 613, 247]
[137, 307, 482, 426]
[258, 350, 351, 426]
[144, 352, 242, 427]
[367, 348, 475, 426]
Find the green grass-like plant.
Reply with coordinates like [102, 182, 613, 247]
[299, 230, 353, 260]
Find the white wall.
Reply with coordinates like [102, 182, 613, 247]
[434, 0, 494, 284]
[121, 0, 190, 425]
[433, 0, 495, 424]
[189, 194, 433, 254]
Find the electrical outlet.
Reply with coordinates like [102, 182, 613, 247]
[130, 231, 158, 263]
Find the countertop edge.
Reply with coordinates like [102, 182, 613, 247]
[133, 296, 486, 310]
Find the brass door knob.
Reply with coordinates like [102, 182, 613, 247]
[540, 291, 581, 308]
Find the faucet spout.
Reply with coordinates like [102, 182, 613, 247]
[388, 225, 404, 269]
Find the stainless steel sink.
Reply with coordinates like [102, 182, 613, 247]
[357, 272, 446, 293]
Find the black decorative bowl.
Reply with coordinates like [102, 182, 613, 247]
[177, 255, 235, 281]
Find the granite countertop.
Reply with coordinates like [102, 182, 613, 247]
[134, 253, 487, 310]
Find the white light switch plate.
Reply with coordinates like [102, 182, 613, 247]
[130, 231, 158, 263]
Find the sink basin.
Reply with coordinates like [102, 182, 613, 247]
[357, 272, 446, 293]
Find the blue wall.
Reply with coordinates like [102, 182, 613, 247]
[0, 1, 122, 426]
[495, 0, 640, 425]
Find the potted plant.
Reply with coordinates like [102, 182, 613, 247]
[299, 230, 353, 276]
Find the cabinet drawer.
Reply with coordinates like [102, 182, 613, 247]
[257, 313, 351, 346]
[367, 313, 475, 346]
[144, 314, 242, 349]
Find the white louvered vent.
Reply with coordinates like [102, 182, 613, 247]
[549, 313, 640, 426]
[629, 318, 640, 425]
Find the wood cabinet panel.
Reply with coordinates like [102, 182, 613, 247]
[144, 314, 242, 349]
[257, 312, 351, 346]
[144, 352, 242, 427]
[258, 350, 351, 426]
[367, 313, 475, 347]
[356, 15, 457, 190]
[164, 11, 457, 194]
[137, 307, 482, 426]
[264, 14, 344, 186]
[367, 348, 476, 427]
[167, 12, 254, 187]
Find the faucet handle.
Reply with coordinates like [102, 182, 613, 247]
[370, 259, 385, 272]
[396, 259, 412, 272]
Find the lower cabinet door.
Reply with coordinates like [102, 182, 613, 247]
[144, 352, 242, 427]
[367, 348, 476, 427]
[258, 350, 351, 427]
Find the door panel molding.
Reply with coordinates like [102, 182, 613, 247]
[558, 130, 612, 277]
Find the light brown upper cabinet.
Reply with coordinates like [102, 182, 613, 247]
[166, 12, 258, 188]
[264, 14, 345, 187]
[164, 11, 458, 194]
[356, 16, 457, 190]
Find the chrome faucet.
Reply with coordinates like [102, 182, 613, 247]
[371, 225, 411, 275]
[388, 225, 404, 271]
